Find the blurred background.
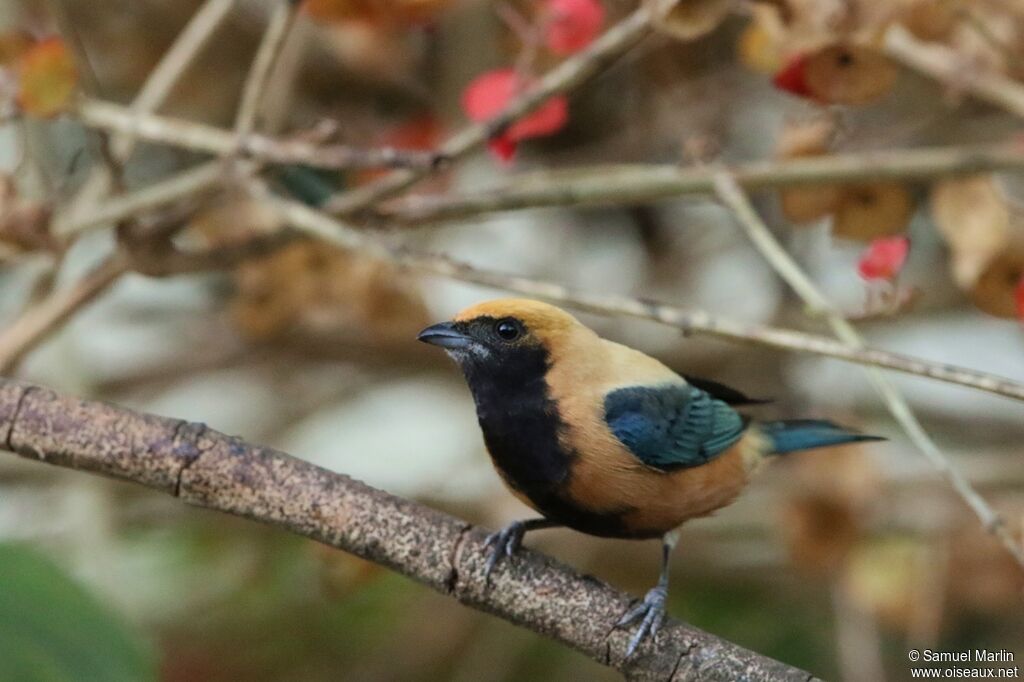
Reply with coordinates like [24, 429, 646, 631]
[0, 0, 1022, 680]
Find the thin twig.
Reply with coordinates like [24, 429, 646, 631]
[885, 25, 1024, 119]
[710, 170, 1024, 570]
[2, 3, 651, 374]
[234, 0, 300, 138]
[0, 380, 818, 681]
[45, 0, 124, 190]
[323, 5, 654, 215]
[124, 0, 238, 150]
[54, 0, 237, 235]
[0, 255, 130, 374]
[64, 162, 223, 236]
[376, 143, 1024, 223]
[264, 193, 1024, 404]
[77, 99, 442, 172]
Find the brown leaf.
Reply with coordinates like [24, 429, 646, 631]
[780, 446, 880, 576]
[0, 30, 32, 67]
[833, 183, 913, 240]
[969, 250, 1024, 319]
[775, 118, 842, 223]
[803, 43, 898, 105]
[898, 0, 958, 43]
[230, 241, 428, 341]
[0, 175, 54, 252]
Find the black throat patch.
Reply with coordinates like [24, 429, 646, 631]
[457, 333, 632, 537]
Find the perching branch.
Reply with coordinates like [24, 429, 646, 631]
[0, 379, 818, 682]
[376, 144, 1024, 224]
[710, 170, 1024, 570]
[267, 193, 1024, 405]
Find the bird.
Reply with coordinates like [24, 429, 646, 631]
[417, 298, 883, 657]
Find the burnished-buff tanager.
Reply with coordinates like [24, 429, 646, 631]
[418, 299, 882, 656]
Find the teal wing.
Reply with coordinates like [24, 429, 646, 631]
[603, 383, 746, 470]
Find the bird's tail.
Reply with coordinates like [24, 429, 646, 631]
[758, 419, 884, 456]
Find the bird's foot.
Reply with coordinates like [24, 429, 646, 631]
[483, 520, 528, 582]
[616, 584, 668, 658]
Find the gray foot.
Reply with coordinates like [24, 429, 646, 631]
[483, 521, 528, 582]
[616, 585, 668, 658]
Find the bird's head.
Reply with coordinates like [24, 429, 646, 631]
[417, 298, 588, 383]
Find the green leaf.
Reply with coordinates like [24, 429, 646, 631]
[0, 544, 156, 682]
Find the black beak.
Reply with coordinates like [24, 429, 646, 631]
[417, 321, 472, 349]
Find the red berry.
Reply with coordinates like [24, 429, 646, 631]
[1015, 273, 1024, 321]
[858, 236, 910, 281]
[544, 0, 605, 56]
[772, 54, 812, 98]
[462, 68, 569, 161]
[488, 136, 518, 163]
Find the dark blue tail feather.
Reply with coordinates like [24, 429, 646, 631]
[761, 419, 884, 455]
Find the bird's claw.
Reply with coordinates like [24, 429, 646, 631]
[483, 521, 527, 583]
[616, 585, 668, 658]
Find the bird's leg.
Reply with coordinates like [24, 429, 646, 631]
[616, 530, 679, 658]
[483, 517, 560, 582]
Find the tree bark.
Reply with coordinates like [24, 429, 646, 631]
[0, 379, 818, 681]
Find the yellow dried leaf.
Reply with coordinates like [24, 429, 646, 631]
[17, 37, 78, 118]
[803, 43, 898, 105]
[737, 19, 784, 74]
[833, 183, 913, 240]
[842, 537, 933, 633]
[930, 175, 1010, 288]
[651, 0, 733, 42]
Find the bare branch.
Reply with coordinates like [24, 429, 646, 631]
[64, 161, 223, 237]
[126, 0, 238, 143]
[267, 194, 1024, 404]
[0, 255, 129, 374]
[77, 99, 442, 172]
[323, 5, 654, 215]
[885, 25, 1024, 119]
[0, 379, 819, 681]
[377, 144, 1024, 224]
[710, 170, 1024, 570]
[234, 0, 301, 137]
[54, 0, 237, 235]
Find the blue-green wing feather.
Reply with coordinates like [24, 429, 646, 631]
[603, 384, 746, 470]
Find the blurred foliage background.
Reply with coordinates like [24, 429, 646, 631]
[0, 0, 1023, 680]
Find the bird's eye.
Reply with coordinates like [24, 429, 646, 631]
[494, 319, 521, 341]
